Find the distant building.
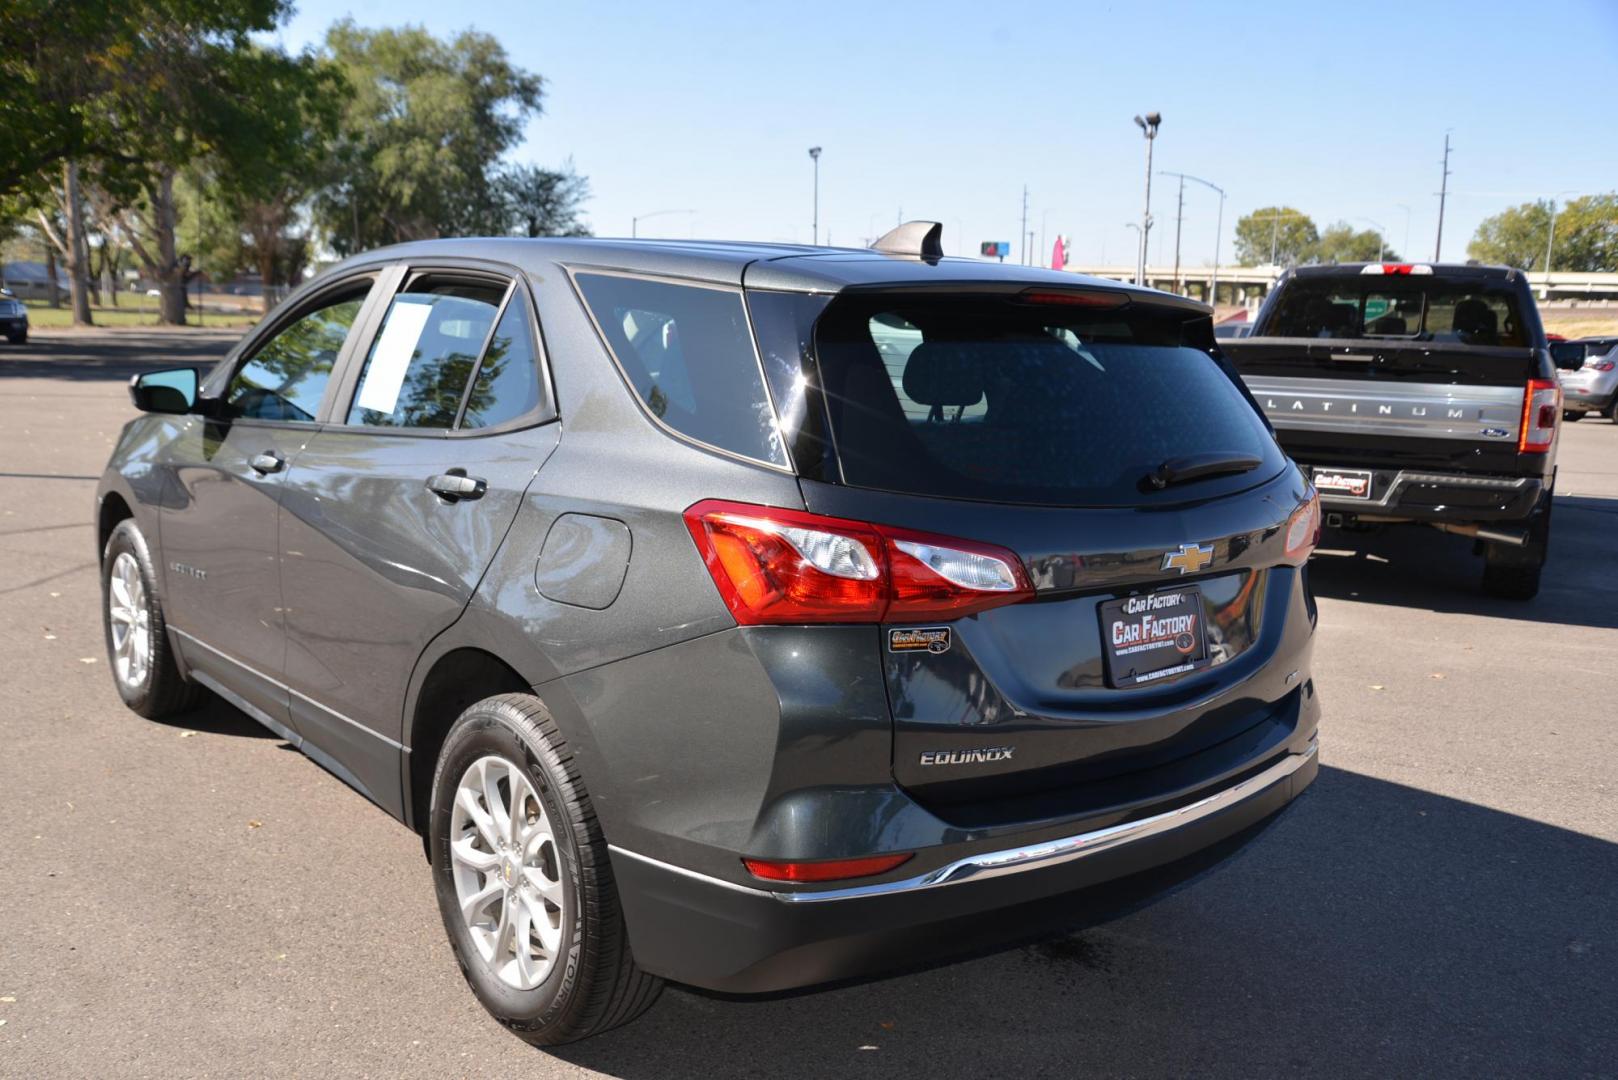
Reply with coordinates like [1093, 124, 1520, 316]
[0, 260, 70, 302]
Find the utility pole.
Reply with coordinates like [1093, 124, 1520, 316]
[1434, 133, 1452, 262]
[1020, 185, 1029, 266]
[1170, 174, 1185, 294]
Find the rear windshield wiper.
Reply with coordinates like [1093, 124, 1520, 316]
[1145, 452, 1262, 490]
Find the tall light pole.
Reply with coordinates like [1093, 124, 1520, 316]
[1355, 217, 1387, 262]
[1133, 112, 1161, 286]
[807, 146, 822, 245]
[1159, 171, 1225, 304]
[631, 208, 696, 239]
[1020, 185, 1029, 266]
[1545, 197, 1561, 274]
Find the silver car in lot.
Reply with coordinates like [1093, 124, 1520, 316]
[1555, 337, 1618, 421]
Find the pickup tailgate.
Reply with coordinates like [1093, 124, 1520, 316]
[1226, 338, 1537, 473]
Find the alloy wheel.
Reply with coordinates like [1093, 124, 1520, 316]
[107, 552, 151, 689]
[448, 755, 566, 990]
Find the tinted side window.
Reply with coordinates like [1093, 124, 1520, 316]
[575, 273, 786, 466]
[461, 289, 542, 430]
[226, 289, 369, 422]
[347, 281, 505, 429]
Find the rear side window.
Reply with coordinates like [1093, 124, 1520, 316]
[226, 288, 370, 422]
[574, 273, 786, 467]
[1265, 276, 1528, 346]
[812, 295, 1282, 507]
[347, 281, 506, 429]
[461, 290, 543, 430]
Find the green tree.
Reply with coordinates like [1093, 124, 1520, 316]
[1467, 200, 1552, 270]
[314, 22, 546, 254]
[1311, 221, 1398, 265]
[1233, 206, 1317, 266]
[498, 162, 592, 238]
[1472, 194, 1618, 272]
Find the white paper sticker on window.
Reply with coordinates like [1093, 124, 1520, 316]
[356, 300, 433, 416]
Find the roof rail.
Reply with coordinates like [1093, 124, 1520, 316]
[871, 220, 944, 261]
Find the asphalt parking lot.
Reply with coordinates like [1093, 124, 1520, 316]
[2, 327, 1615, 1079]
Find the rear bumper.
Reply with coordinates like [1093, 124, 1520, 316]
[1308, 466, 1545, 524]
[609, 736, 1318, 993]
[1561, 385, 1615, 412]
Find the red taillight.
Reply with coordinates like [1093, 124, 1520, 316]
[1592, 359, 1616, 372]
[743, 852, 914, 882]
[1519, 378, 1559, 454]
[684, 500, 1033, 625]
[1283, 488, 1320, 564]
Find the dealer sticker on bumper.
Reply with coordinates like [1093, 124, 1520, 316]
[1312, 467, 1373, 500]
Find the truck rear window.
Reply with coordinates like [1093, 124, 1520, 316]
[1264, 277, 1528, 347]
[810, 295, 1282, 507]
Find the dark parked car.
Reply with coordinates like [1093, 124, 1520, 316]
[1225, 262, 1559, 599]
[97, 227, 1321, 1044]
[0, 289, 27, 343]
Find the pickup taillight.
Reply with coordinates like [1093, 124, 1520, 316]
[1519, 379, 1560, 454]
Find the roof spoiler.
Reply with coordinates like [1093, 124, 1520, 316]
[871, 220, 944, 261]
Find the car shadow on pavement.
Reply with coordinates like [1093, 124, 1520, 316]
[553, 765, 1617, 1079]
[0, 329, 241, 382]
[148, 692, 281, 740]
[1307, 494, 1618, 629]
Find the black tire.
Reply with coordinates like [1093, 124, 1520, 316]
[1608, 399, 1618, 423]
[1562, 410, 1584, 422]
[100, 519, 206, 718]
[429, 693, 661, 1045]
[5, 333, 23, 345]
[1480, 502, 1550, 602]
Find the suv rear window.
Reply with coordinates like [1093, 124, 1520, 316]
[811, 295, 1281, 506]
[1265, 276, 1529, 346]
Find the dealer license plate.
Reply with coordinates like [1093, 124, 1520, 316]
[1099, 586, 1210, 688]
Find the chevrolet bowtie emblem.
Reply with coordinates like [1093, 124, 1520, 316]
[1161, 542, 1215, 575]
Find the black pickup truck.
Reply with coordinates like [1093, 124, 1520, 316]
[1223, 262, 1558, 600]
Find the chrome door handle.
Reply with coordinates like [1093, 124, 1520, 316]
[426, 472, 487, 501]
[250, 451, 286, 475]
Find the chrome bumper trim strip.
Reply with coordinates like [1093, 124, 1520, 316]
[610, 739, 1317, 905]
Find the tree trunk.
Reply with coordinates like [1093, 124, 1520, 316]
[62, 161, 94, 326]
[151, 170, 186, 327]
[45, 248, 60, 308]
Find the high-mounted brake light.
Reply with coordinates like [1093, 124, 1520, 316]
[1283, 488, 1321, 564]
[684, 500, 1034, 625]
[1016, 288, 1129, 309]
[743, 852, 914, 883]
[1519, 378, 1559, 454]
[1360, 263, 1433, 276]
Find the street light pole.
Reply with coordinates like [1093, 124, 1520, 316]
[1355, 217, 1387, 262]
[1133, 112, 1161, 286]
[1544, 198, 1560, 274]
[631, 209, 696, 239]
[807, 147, 822, 245]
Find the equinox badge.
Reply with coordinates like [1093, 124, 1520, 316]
[1161, 543, 1214, 575]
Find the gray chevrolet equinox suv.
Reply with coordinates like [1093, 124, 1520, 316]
[97, 225, 1321, 1044]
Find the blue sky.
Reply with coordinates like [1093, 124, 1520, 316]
[273, 0, 1618, 267]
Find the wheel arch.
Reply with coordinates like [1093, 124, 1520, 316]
[403, 646, 532, 836]
[97, 489, 134, 557]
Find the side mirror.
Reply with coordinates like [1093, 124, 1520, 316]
[129, 367, 200, 414]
